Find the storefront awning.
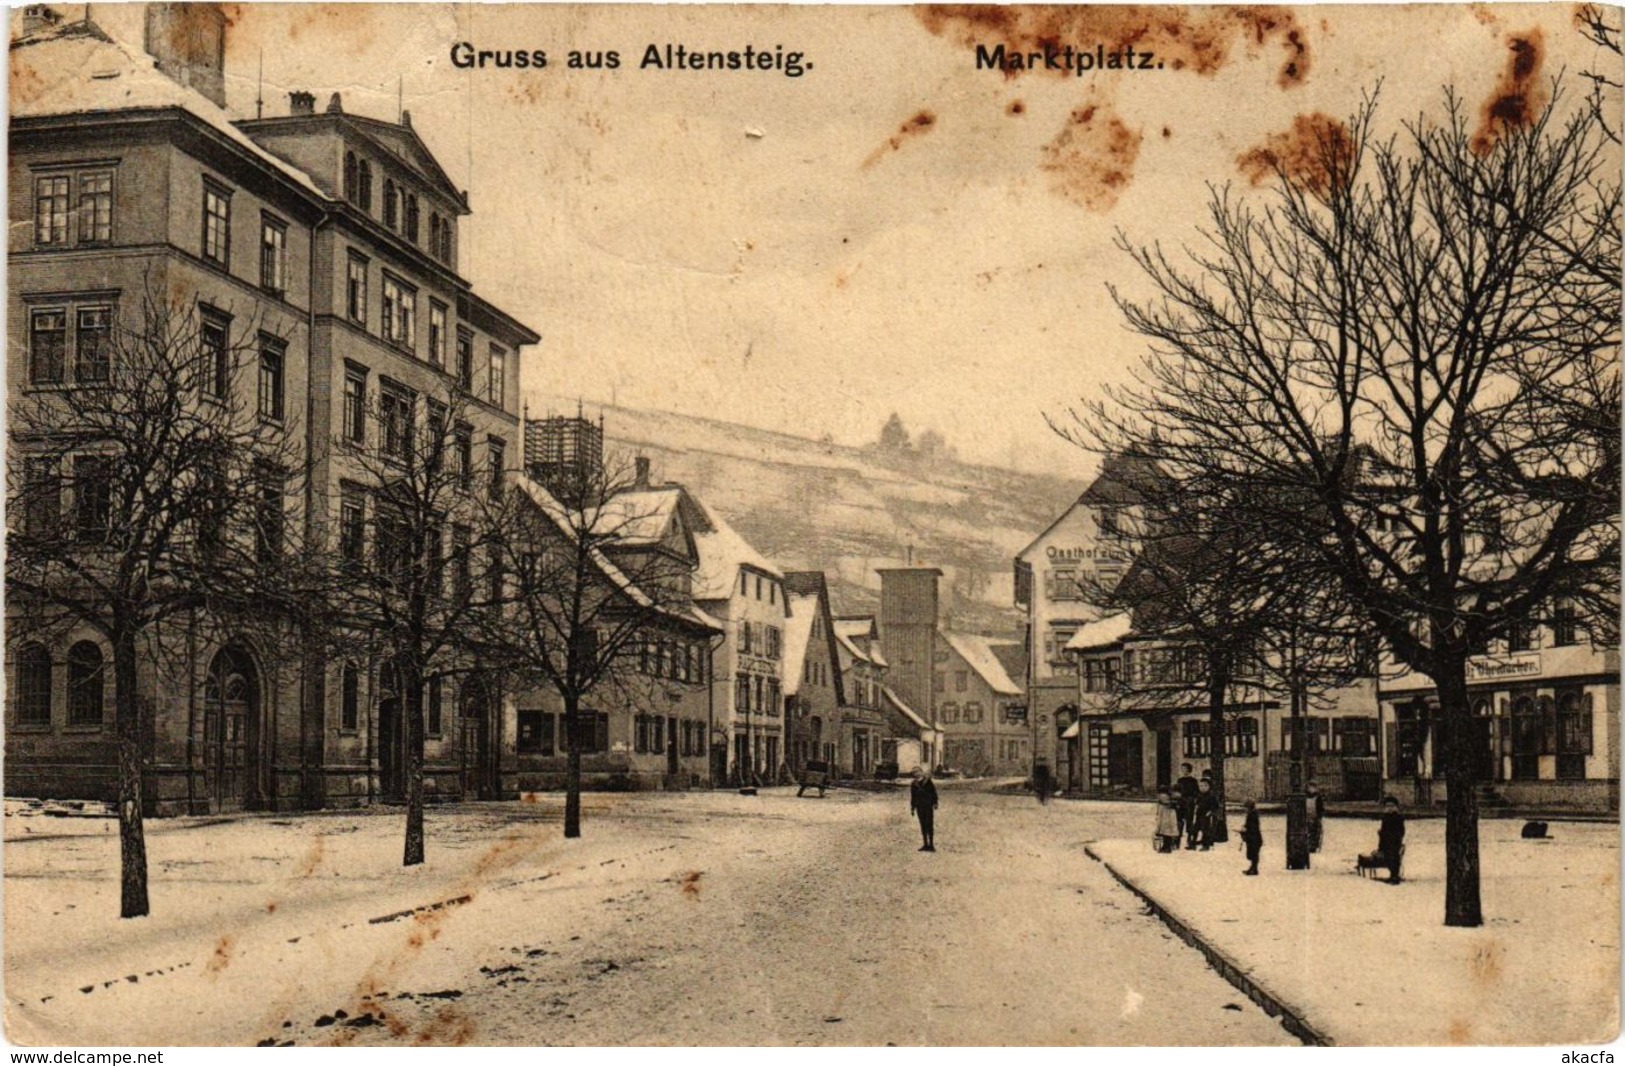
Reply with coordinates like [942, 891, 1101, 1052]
[1060, 720, 1082, 740]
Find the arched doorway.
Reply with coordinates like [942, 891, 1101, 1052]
[378, 663, 404, 801]
[204, 646, 262, 812]
[459, 675, 497, 800]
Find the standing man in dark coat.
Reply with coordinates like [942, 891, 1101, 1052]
[910, 769, 938, 851]
[1376, 795, 1406, 883]
[1175, 763, 1200, 847]
[1032, 760, 1051, 805]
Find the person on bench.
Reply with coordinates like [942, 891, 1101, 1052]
[1359, 795, 1406, 883]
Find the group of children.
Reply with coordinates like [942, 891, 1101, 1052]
[1154, 770, 1328, 878]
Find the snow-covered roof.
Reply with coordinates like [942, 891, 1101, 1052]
[781, 591, 819, 697]
[595, 488, 682, 547]
[10, 20, 328, 202]
[882, 686, 931, 733]
[833, 617, 886, 668]
[514, 475, 722, 635]
[1066, 612, 1134, 652]
[691, 498, 782, 601]
[942, 632, 1023, 696]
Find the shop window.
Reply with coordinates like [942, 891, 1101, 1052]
[1556, 690, 1592, 780]
[1510, 695, 1541, 780]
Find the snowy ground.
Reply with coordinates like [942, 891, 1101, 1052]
[1091, 814, 1620, 1046]
[5, 787, 1296, 1047]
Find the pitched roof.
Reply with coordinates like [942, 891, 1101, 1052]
[10, 20, 327, 202]
[781, 591, 819, 697]
[1078, 452, 1165, 507]
[691, 499, 782, 600]
[514, 475, 722, 635]
[941, 632, 1024, 696]
[833, 617, 887, 668]
[1066, 611, 1135, 651]
[882, 686, 932, 734]
[990, 642, 1028, 689]
[597, 488, 687, 549]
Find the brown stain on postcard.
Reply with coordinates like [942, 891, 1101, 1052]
[1236, 112, 1352, 193]
[864, 110, 938, 168]
[1472, 27, 1546, 155]
[1040, 100, 1142, 211]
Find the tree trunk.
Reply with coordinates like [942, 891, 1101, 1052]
[403, 663, 426, 867]
[1206, 668, 1230, 844]
[113, 625, 149, 919]
[1437, 655, 1482, 927]
[564, 691, 582, 839]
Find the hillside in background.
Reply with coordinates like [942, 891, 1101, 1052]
[536, 399, 1089, 637]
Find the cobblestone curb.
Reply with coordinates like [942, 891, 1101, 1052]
[1084, 843, 1334, 1047]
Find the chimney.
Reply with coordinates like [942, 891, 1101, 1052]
[400, 109, 412, 129]
[634, 456, 651, 488]
[288, 90, 315, 115]
[144, 2, 228, 110]
[20, 4, 62, 36]
[326, 92, 344, 114]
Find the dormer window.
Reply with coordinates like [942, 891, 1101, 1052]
[357, 160, 373, 210]
[383, 180, 398, 229]
[405, 194, 419, 243]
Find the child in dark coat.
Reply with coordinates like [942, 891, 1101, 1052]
[1240, 799, 1263, 875]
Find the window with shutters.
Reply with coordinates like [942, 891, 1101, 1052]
[1182, 719, 1209, 757]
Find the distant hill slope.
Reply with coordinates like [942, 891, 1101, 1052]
[545, 400, 1087, 636]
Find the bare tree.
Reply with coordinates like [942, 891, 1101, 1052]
[486, 455, 715, 839]
[7, 283, 307, 918]
[1071, 87, 1619, 926]
[1578, 4, 1622, 146]
[315, 386, 508, 867]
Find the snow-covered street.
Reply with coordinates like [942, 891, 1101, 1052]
[6, 786, 1295, 1047]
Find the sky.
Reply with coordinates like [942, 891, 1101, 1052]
[84, 2, 1623, 475]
